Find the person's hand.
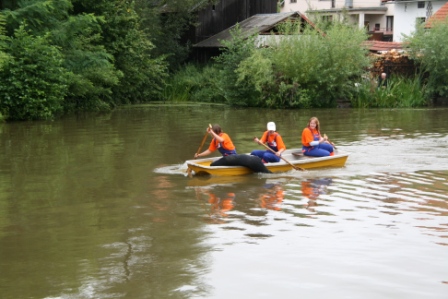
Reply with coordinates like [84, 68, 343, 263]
[254, 137, 260, 143]
[194, 153, 200, 158]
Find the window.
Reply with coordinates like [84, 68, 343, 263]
[416, 17, 426, 25]
[322, 15, 333, 23]
[291, 0, 297, 3]
[418, 1, 425, 8]
[374, 24, 380, 31]
[386, 16, 393, 31]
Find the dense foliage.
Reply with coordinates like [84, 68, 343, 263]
[0, 25, 69, 120]
[165, 17, 444, 109]
[0, 1, 446, 120]
[0, 0, 209, 120]
[403, 18, 448, 100]
[166, 20, 372, 108]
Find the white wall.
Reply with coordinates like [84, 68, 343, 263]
[282, 0, 385, 14]
[389, 1, 447, 42]
[282, 0, 448, 43]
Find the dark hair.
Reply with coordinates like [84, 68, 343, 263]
[212, 124, 222, 134]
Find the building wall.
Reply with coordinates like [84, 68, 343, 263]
[190, 0, 277, 62]
[195, 0, 277, 43]
[281, 0, 385, 14]
[388, 1, 446, 42]
[282, 0, 448, 43]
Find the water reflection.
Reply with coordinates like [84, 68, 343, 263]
[301, 178, 333, 211]
[2, 107, 448, 299]
[259, 182, 284, 211]
[191, 177, 289, 223]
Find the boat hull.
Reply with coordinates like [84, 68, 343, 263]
[186, 149, 349, 176]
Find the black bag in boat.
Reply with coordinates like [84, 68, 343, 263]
[210, 154, 271, 173]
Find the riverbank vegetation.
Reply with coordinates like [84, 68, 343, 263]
[165, 18, 448, 109]
[0, 1, 447, 121]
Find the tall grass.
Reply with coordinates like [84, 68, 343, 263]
[163, 64, 225, 103]
[350, 75, 428, 108]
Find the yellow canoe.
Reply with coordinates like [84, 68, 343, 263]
[186, 149, 349, 176]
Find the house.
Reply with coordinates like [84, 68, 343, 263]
[280, 0, 448, 42]
[425, 1, 448, 27]
[192, 12, 319, 61]
[187, 0, 277, 62]
[280, 0, 391, 39]
[386, 0, 447, 41]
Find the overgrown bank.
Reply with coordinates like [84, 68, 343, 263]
[0, 1, 447, 121]
[165, 19, 448, 109]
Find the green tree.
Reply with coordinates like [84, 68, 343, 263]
[0, 25, 69, 120]
[137, 0, 217, 72]
[231, 19, 371, 108]
[0, 13, 10, 121]
[214, 24, 261, 106]
[0, 12, 10, 68]
[2, 0, 122, 112]
[404, 18, 448, 98]
[71, 0, 168, 104]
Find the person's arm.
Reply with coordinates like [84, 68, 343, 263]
[254, 131, 268, 144]
[209, 130, 224, 143]
[310, 135, 326, 146]
[195, 149, 212, 158]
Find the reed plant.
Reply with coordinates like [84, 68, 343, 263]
[163, 63, 225, 103]
[350, 75, 427, 108]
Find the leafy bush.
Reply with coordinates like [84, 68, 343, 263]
[404, 19, 448, 98]
[0, 25, 69, 120]
[350, 75, 427, 108]
[216, 19, 371, 108]
[214, 24, 261, 106]
[163, 63, 225, 103]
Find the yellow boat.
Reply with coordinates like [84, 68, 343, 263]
[186, 149, 349, 176]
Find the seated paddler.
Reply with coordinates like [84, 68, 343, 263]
[194, 124, 237, 158]
[251, 121, 286, 163]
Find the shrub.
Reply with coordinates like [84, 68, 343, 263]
[404, 19, 448, 98]
[0, 25, 69, 120]
[350, 75, 427, 108]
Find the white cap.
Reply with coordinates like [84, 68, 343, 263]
[267, 122, 276, 131]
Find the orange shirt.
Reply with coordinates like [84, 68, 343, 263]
[208, 133, 235, 152]
[301, 181, 318, 200]
[302, 127, 320, 147]
[260, 131, 286, 151]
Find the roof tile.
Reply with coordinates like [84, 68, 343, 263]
[425, 2, 448, 28]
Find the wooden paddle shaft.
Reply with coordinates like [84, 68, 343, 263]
[257, 140, 304, 171]
[187, 124, 212, 176]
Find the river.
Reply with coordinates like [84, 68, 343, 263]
[0, 105, 447, 299]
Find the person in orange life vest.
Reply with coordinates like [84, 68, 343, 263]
[195, 124, 237, 158]
[251, 122, 286, 163]
[208, 192, 235, 217]
[302, 178, 333, 209]
[301, 117, 334, 157]
[259, 183, 284, 211]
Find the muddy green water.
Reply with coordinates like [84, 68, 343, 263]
[0, 105, 447, 299]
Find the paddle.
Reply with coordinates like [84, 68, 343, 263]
[186, 124, 212, 176]
[255, 139, 304, 171]
[323, 134, 337, 149]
